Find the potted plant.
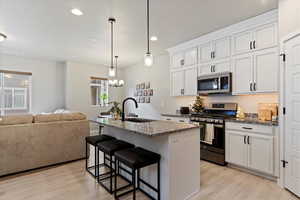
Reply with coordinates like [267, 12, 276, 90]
[108, 101, 122, 120]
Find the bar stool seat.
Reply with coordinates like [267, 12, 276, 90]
[98, 140, 135, 155]
[96, 140, 134, 193]
[85, 135, 115, 178]
[86, 135, 115, 145]
[115, 147, 161, 169]
[114, 147, 161, 200]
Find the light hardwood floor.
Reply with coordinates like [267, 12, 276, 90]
[0, 160, 298, 200]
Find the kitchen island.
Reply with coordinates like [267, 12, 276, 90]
[91, 118, 200, 200]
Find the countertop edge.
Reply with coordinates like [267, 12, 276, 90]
[225, 118, 279, 126]
[90, 119, 199, 137]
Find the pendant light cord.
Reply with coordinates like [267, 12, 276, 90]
[111, 19, 114, 68]
[147, 0, 150, 54]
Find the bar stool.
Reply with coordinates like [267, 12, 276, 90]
[85, 135, 115, 178]
[114, 147, 161, 200]
[97, 140, 135, 193]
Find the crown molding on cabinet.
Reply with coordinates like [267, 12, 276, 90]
[167, 9, 278, 54]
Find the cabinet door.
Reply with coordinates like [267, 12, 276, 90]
[172, 52, 184, 69]
[198, 64, 213, 76]
[232, 30, 253, 55]
[226, 131, 248, 167]
[199, 42, 213, 63]
[185, 48, 198, 67]
[253, 23, 278, 51]
[253, 48, 279, 93]
[184, 67, 197, 96]
[232, 54, 253, 94]
[171, 71, 184, 96]
[214, 60, 231, 73]
[248, 134, 274, 175]
[214, 37, 231, 60]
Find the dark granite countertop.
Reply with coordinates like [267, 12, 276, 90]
[161, 113, 191, 118]
[226, 118, 279, 126]
[90, 118, 199, 137]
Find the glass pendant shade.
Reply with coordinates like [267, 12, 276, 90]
[144, 53, 153, 67]
[108, 67, 116, 77]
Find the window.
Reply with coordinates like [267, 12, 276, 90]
[0, 70, 32, 115]
[90, 77, 109, 107]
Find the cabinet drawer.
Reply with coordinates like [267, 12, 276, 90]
[226, 122, 273, 135]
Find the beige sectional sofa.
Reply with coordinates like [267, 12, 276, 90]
[0, 113, 90, 177]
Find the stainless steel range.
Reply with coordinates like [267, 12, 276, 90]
[190, 103, 237, 165]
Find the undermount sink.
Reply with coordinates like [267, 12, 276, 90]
[125, 118, 155, 123]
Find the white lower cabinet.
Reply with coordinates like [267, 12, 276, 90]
[226, 122, 275, 175]
[247, 133, 274, 174]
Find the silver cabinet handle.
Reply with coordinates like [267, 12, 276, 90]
[180, 59, 185, 66]
[253, 82, 256, 91]
[247, 136, 250, 144]
[179, 120, 185, 122]
[253, 41, 256, 49]
[244, 136, 246, 144]
[250, 41, 253, 50]
[250, 83, 253, 91]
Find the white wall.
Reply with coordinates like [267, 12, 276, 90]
[65, 61, 124, 119]
[279, 0, 300, 38]
[122, 54, 278, 119]
[0, 53, 65, 114]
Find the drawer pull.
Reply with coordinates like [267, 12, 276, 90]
[179, 120, 185, 122]
[242, 127, 253, 130]
[166, 118, 172, 121]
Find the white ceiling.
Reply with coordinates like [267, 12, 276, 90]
[0, 0, 278, 67]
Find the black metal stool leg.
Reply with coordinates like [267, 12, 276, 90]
[94, 146, 97, 177]
[114, 159, 118, 198]
[110, 155, 113, 192]
[137, 169, 140, 189]
[158, 161, 160, 200]
[133, 168, 136, 200]
[85, 142, 88, 171]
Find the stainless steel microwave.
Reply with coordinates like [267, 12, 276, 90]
[197, 72, 232, 95]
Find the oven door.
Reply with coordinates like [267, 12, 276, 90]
[199, 122, 225, 149]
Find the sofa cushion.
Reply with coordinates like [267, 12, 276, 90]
[34, 114, 62, 123]
[61, 113, 86, 121]
[0, 115, 33, 125]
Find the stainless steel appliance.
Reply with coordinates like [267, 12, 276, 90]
[197, 72, 232, 95]
[190, 103, 237, 165]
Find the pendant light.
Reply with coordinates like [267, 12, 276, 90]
[108, 18, 124, 87]
[108, 18, 116, 77]
[144, 0, 153, 67]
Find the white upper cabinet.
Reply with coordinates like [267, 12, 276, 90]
[184, 67, 198, 95]
[232, 22, 278, 56]
[232, 30, 253, 55]
[198, 60, 231, 76]
[171, 48, 198, 69]
[253, 48, 279, 93]
[199, 42, 213, 63]
[232, 53, 253, 94]
[171, 70, 184, 96]
[199, 37, 231, 63]
[184, 48, 198, 67]
[253, 23, 278, 51]
[214, 37, 231, 60]
[172, 52, 185, 69]
[171, 67, 197, 96]
[232, 47, 278, 95]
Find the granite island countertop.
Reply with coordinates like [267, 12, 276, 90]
[161, 113, 191, 118]
[90, 118, 199, 137]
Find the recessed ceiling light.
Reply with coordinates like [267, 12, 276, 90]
[0, 33, 7, 42]
[150, 36, 158, 41]
[71, 8, 83, 16]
